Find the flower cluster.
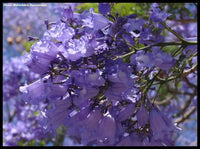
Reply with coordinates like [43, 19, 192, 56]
[3, 55, 51, 146]
[18, 4, 184, 146]
[3, 55, 39, 102]
[3, 2, 197, 146]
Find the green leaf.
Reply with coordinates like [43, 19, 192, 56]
[33, 111, 40, 116]
[27, 139, 36, 146]
[18, 141, 24, 146]
[75, 3, 99, 13]
[23, 41, 36, 52]
[39, 140, 46, 146]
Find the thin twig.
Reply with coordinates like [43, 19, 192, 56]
[172, 89, 196, 118]
[8, 110, 16, 122]
[160, 21, 186, 42]
[174, 106, 196, 125]
[183, 77, 197, 89]
[114, 41, 197, 60]
[155, 95, 174, 105]
[182, 63, 197, 78]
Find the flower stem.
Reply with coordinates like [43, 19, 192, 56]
[114, 41, 197, 60]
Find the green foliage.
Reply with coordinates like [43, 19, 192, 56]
[39, 140, 46, 146]
[161, 3, 197, 20]
[76, 3, 196, 21]
[23, 41, 36, 52]
[75, 3, 151, 19]
[54, 125, 67, 146]
[156, 84, 169, 101]
[17, 139, 46, 146]
[162, 45, 179, 54]
[33, 111, 40, 116]
[75, 3, 99, 13]
[110, 3, 151, 19]
[18, 141, 24, 146]
[27, 140, 36, 146]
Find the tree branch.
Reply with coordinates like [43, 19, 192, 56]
[160, 21, 186, 42]
[174, 106, 196, 125]
[182, 63, 197, 78]
[114, 41, 197, 60]
[155, 95, 174, 105]
[172, 88, 196, 118]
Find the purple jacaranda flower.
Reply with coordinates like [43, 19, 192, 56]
[24, 41, 59, 74]
[85, 108, 103, 131]
[80, 108, 103, 145]
[123, 18, 144, 38]
[31, 41, 58, 60]
[140, 27, 164, 45]
[149, 107, 181, 145]
[3, 121, 25, 146]
[20, 75, 71, 105]
[130, 50, 155, 71]
[98, 3, 111, 15]
[116, 135, 133, 146]
[41, 98, 72, 135]
[3, 116, 48, 146]
[44, 20, 75, 44]
[73, 85, 99, 106]
[105, 82, 129, 101]
[122, 34, 135, 46]
[69, 69, 105, 105]
[117, 103, 135, 122]
[149, 3, 171, 22]
[45, 79, 69, 101]
[143, 137, 164, 146]
[105, 59, 134, 101]
[122, 87, 142, 103]
[136, 105, 149, 127]
[63, 6, 74, 21]
[97, 114, 116, 145]
[150, 109, 169, 136]
[116, 133, 143, 146]
[58, 34, 96, 61]
[3, 56, 39, 101]
[19, 77, 48, 105]
[64, 105, 91, 138]
[80, 8, 112, 31]
[131, 47, 176, 72]
[84, 69, 105, 86]
[152, 46, 176, 72]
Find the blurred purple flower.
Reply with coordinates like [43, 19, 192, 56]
[98, 3, 111, 15]
[136, 105, 149, 127]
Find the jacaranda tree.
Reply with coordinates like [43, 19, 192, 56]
[3, 3, 197, 146]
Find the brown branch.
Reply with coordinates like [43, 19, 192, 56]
[155, 95, 174, 105]
[166, 82, 193, 96]
[174, 106, 196, 125]
[168, 19, 197, 25]
[183, 77, 197, 88]
[172, 88, 196, 118]
[189, 140, 197, 146]
[182, 63, 197, 78]
[8, 110, 16, 122]
[172, 98, 192, 118]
